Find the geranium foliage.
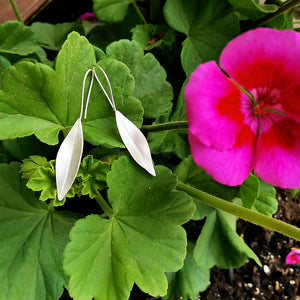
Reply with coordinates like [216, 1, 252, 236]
[0, 162, 80, 300]
[64, 157, 195, 299]
[0, 0, 299, 299]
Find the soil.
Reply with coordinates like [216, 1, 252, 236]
[27, 1, 300, 299]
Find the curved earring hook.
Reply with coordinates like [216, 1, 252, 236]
[80, 68, 95, 120]
[93, 65, 116, 111]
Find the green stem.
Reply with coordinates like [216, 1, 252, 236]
[132, 0, 147, 24]
[141, 121, 189, 133]
[176, 181, 300, 241]
[95, 192, 113, 218]
[253, 0, 300, 28]
[229, 78, 255, 106]
[9, 0, 23, 23]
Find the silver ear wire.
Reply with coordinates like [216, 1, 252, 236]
[93, 65, 116, 111]
[55, 68, 94, 201]
[80, 69, 93, 119]
[83, 71, 95, 120]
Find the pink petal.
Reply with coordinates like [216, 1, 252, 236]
[189, 125, 256, 186]
[286, 249, 300, 264]
[185, 61, 253, 150]
[254, 118, 300, 188]
[80, 12, 98, 23]
[220, 28, 300, 91]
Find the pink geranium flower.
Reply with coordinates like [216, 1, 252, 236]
[80, 12, 98, 23]
[286, 249, 300, 264]
[185, 28, 300, 188]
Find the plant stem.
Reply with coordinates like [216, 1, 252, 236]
[252, 0, 300, 28]
[132, 0, 147, 24]
[95, 192, 113, 218]
[176, 181, 300, 241]
[141, 121, 189, 133]
[9, 0, 23, 23]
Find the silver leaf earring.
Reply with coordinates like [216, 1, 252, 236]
[55, 69, 94, 201]
[94, 65, 156, 177]
[55, 65, 156, 201]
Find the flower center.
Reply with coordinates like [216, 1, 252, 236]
[251, 87, 281, 116]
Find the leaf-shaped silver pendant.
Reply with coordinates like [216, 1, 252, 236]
[115, 110, 156, 176]
[55, 69, 94, 201]
[55, 118, 84, 200]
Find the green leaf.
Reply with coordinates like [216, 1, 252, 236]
[21, 155, 50, 179]
[88, 7, 140, 50]
[228, 0, 291, 29]
[239, 174, 260, 209]
[131, 24, 176, 51]
[93, 45, 106, 61]
[93, 0, 133, 23]
[106, 39, 173, 118]
[25, 159, 77, 206]
[163, 0, 239, 75]
[148, 112, 190, 160]
[30, 22, 77, 51]
[227, 0, 278, 21]
[0, 55, 10, 78]
[26, 160, 57, 201]
[0, 21, 42, 56]
[88, 145, 120, 163]
[147, 81, 189, 160]
[148, 129, 189, 159]
[194, 210, 261, 269]
[52, 31, 96, 128]
[290, 188, 300, 198]
[65, 215, 133, 300]
[0, 162, 80, 299]
[82, 20, 102, 36]
[77, 155, 110, 198]
[175, 156, 239, 219]
[252, 179, 278, 217]
[237, 175, 277, 216]
[1, 135, 52, 160]
[64, 156, 195, 299]
[0, 32, 143, 147]
[0, 61, 60, 144]
[164, 242, 210, 300]
[175, 156, 239, 200]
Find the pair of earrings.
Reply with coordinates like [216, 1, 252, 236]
[55, 65, 156, 201]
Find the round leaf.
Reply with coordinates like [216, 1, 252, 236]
[64, 157, 195, 299]
[0, 162, 79, 299]
[106, 39, 173, 118]
[93, 0, 133, 23]
[164, 0, 239, 75]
